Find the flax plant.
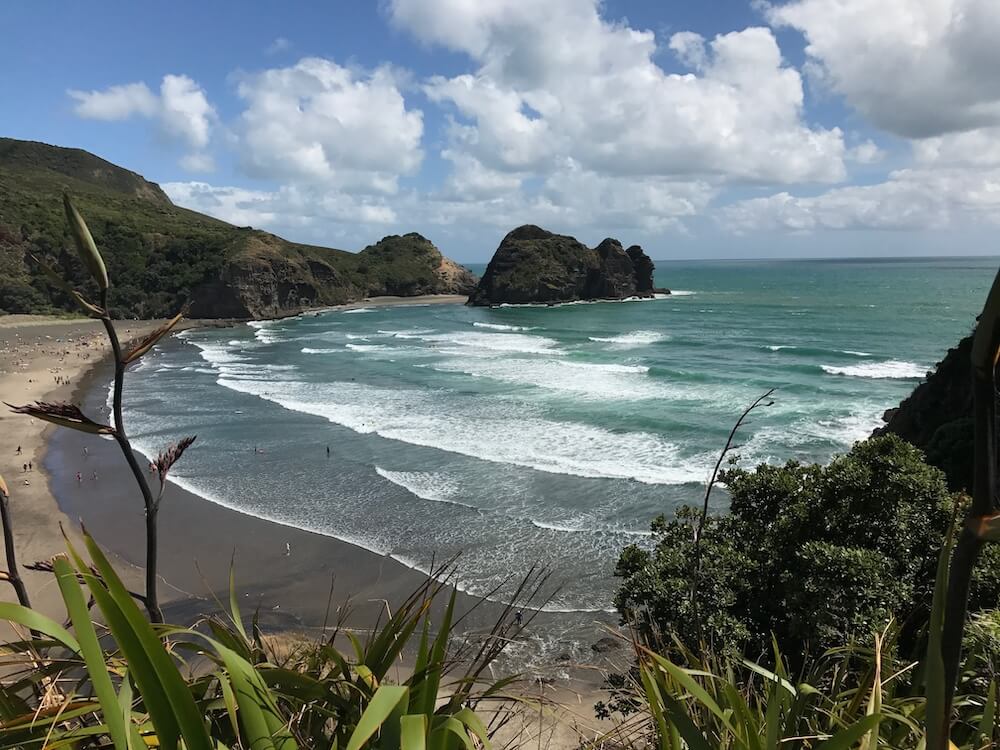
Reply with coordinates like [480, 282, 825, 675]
[7, 194, 192, 623]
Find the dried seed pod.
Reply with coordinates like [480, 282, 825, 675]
[63, 193, 109, 291]
[6, 401, 115, 435]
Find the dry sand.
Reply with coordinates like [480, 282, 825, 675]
[0, 301, 623, 747]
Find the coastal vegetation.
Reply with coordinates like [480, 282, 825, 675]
[0, 138, 476, 320]
[0, 198, 998, 749]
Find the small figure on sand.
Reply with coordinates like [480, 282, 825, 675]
[15, 445, 21, 455]
[284, 541, 291, 557]
[28, 461, 31, 471]
[75, 471, 82, 483]
[22, 463, 27, 473]
[326, 446, 330, 458]
[514, 610, 523, 627]
[92, 471, 98, 481]
[83, 446, 89, 456]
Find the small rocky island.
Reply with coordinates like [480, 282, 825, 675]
[467, 225, 668, 306]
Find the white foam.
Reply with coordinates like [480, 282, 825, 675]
[766, 345, 796, 351]
[668, 290, 696, 296]
[420, 331, 566, 356]
[530, 519, 652, 537]
[342, 307, 374, 314]
[377, 328, 435, 338]
[821, 360, 926, 379]
[345, 343, 392, 352]
[345, 333, 370, 340]
[472, 322, 537, 332]
[374, 467, 475, 509]
[301, 347, 343, 354]
[843, 350, 874, 357]
[589, 330, 666, 348]
[432, 357, 660, 400]
[213, 379, 709, 485]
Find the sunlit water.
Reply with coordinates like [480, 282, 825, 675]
[118, 257, 995, 616]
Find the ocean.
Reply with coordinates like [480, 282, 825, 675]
[119, 256, 996, 616]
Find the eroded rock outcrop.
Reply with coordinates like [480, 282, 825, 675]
[468, 225, 667, 306]
[874, 332, 974, 491]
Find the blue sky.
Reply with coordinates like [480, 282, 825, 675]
[2, 0, 999, 261]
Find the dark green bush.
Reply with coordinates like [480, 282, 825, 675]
[614, 434, 997, 657]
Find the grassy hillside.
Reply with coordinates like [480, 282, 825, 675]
[0, 138, 475, 318]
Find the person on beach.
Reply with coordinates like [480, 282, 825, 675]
[514, 610, 523, 627]
[326, 446, 330, 458]
[83, 446, 88, 456]
[284, 541, 291, 556]
[28, 461, 31, 471]
[75, 472, 82, 483]
[92, 471, 98, 481]
[15, 445, 21, 455]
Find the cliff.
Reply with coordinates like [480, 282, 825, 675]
[468, 225, 666, 306]
[0, 138, 476, 319]
[874, 332, 974, 491]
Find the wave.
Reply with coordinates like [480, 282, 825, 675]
[668, 290, 696, 296]
[342, 307, 374, 314]
[345, 343, 392, 352]
[374, 467, 476, 509]
[843, 350, 874, 357]
[432, 356, 661, 400]
[345, 333, 369, 340]
[589, 330, 666, 347]
[419, 331, 566, 356]
[377, 328, 435, 338]
[301, 347, 343, 354]
[766, 345, 796, 351]
[212, 379, 709, 485]
[530, 519, 652, 537]
[472, 322, 537, 332]
[821, 360, 926, 379]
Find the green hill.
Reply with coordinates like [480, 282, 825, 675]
[0, 138, 476, 318]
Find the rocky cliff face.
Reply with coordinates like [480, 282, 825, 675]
[467, 225, 665, 306]
[189, 231, 477, 319]
[874, 332, 975, 491]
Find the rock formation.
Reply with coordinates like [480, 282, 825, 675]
[467, 225, 666, 306]
[874, 331, 974, 491]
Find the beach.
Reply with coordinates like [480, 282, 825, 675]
[0, 301, 617, 746]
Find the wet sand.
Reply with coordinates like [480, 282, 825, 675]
[1, 305, 625, 745]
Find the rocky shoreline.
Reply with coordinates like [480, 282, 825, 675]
[468, 225, 669, 306]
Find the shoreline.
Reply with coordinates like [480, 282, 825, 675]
[2, 304, 622, 702]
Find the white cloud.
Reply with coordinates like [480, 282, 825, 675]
[233, 57, 423, 193]
[69, 75, 216, 167]
[767, 0, 1000, 139]
[913, 128, 1000, 168]
[390, 0, 846, 187]
[722, 167, 1000, 232]
[162, 181, 398, 233]
[266, 37, 291, 55]
[179, 152, 216, 173]
[847, 140, 884, 165]
[68, 82, 158, 120]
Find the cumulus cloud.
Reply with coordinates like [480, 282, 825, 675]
[162, 181, 398, 233]
[69, 75, 216, 169]
[390, 0, 846, 187]
[721, 167, 1000, 232]
[767, 0, 1000, 139]
[233, 57, 423, 193]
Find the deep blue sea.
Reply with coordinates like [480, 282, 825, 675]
[119, 257, 997, 614]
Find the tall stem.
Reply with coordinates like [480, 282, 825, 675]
[99, 290, 163, 623]
[939, 268, 1000, 741]
[690, 388, 774, 641]
[0, 493, 31, 609]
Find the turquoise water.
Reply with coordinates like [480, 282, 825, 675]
[120, 257, 997, 613]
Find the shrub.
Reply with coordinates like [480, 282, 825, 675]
[613, 434, 996, 657]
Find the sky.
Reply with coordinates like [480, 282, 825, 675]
[2, 0, 1000, 262]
